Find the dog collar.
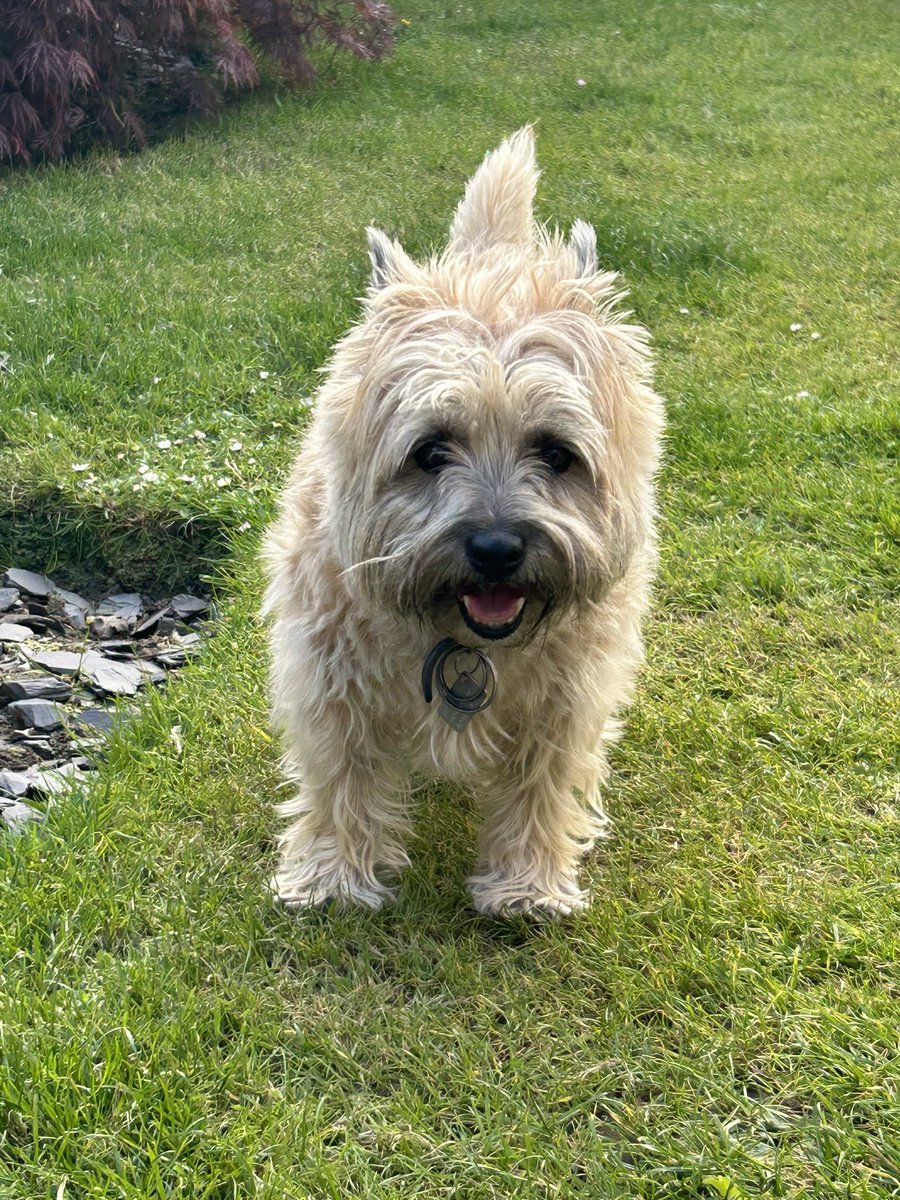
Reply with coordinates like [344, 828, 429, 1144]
[422, 638, 496, 732]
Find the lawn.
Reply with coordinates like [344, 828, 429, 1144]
[1, 0, 898, 1196]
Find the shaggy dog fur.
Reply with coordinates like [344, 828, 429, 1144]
[263, 128, 664, 918]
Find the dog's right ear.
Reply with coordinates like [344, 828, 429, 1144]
[569, 219, 598, 277]
[366, 227, 414, 291]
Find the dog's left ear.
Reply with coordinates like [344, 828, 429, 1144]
[366, 227, 414, 291]
[569, 219, 598, 277]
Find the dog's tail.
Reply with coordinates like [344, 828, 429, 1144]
[448, 125, 538, 254]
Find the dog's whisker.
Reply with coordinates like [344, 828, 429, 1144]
[340, 551, 405, 577]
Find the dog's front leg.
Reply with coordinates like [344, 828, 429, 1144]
[272, 741, 410, 912]
[467, 741, 607, 920]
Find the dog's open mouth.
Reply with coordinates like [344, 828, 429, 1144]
[457, 584, 528, 640]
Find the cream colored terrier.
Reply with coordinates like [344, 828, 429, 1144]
[263, 128, 663, 918]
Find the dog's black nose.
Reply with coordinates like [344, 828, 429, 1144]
[465, 529, 526, 580]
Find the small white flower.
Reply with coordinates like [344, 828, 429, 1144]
[71, 462, 90, 472]
[132, 482, 144, 492]
[259, 370, 270, 379]
[679, 306, 690, 315]
[576, 79, 586, 87]
[247, 457, 256, 465]
[116, 451, 125, 460]
[216, 476, 229, 488]
[797, 390, 811, 398]
[178, 474, 196, 483]
[229, 439, 243, 452]
[156, 438, 171, 450]
[193, 430, 206, 441]
[143, 470, 159, 483]
[810, 331, 822, 340]
[237, 521, 252, 533]
[174, 438, 184, 446]
[138, 462, 150, 475]
[790, 323, 803, 332]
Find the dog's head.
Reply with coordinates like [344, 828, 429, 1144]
[319, 128, 663, 645]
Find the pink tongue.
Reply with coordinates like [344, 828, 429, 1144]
[463, 586, 524, 624]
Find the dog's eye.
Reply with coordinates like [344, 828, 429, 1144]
[413, 440, 453, 474]
[538, 442, 575, 474]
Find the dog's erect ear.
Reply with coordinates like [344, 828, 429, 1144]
[569, 219, 598, 277]
[449, 126, 539, 253]
[366, 227, 414, 291]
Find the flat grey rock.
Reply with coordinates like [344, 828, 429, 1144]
[54, 587, 91, 613]
[63, 605, 86, 631]
[11, 613, 65, 634]
[75, 707, 115, 734]
[170, 593, 208, 620]
[0, 622, 35, 643]
[133, 607, 167, 637]
[136, 660, 167, 686]
[153, 649, 185, 669]
[81, 655, 144, 696]
[25, 647, 144, 694]
[25, 648, 86, 676]
[0, 675, 73, 702]
[25, 761, 82, 796]
[8, 699, 65, 731]
[25, 739, 56, 760]
[0, 587, 20, 613]
[96, 593, 142, 622]
[2, 568, 55, 598]
[2, 801, 43, 832]
[0, 769, 30, 798]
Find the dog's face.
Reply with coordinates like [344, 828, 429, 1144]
[315, 130, 662, 647]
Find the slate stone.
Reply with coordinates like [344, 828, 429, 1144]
[0, 587, 19, 613]
[0, 769, 30, 798]
[96, 644, 137, 663]
[2, 568, 55, 598]
[75, 708, 115, 734]
[11, 613, 66, 634]
[173, 631, 201, 648]
[49, 589, 91, 631]
[153, 649, 185, 669]
[80, 655, 144, 696]
[2, 801, 43, 832]
[136, 660, 167, 686]
[63, 605, 86, 631]
[25, 761, 82, 796]
[25, 649, 86, 676]
[7, 699, 66, 731]
[89, 615, 131, 640]
[133, 607, 168, 637]
[0, 622, 35, 643]
[0, 675, 73, 703]
[54, 587, 91, 613]
[96, 593, 143, 622]
[169, 593, 208, 620]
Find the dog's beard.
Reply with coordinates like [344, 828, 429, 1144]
[346, 506, 619, 647]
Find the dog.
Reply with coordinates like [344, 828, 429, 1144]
[262, 128, 663, 918]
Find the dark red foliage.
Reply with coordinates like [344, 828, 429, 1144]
[0, 0, 396, 164]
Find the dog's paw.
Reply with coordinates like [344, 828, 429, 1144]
[271, 865, 393, 912]
[467, 874, 588, 921]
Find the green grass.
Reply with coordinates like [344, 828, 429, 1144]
[1, 0, 898, 1195]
